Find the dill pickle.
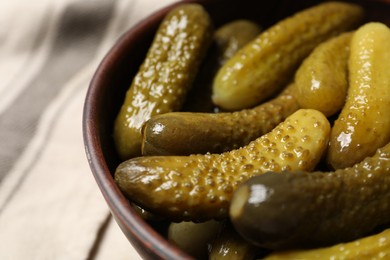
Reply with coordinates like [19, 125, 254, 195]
[212, 2, 364, 110]
[183, 19, 262, 112]
[142, 83, 299, 156]
[230, 143, 390, 250]
[168, 220, 223, 259]
[209, 223, 260, 260]
[265, 228, 390, 259]
[327, 22, 390, 169]
[295, 32, 353, 117]
[214, 20, 263, 66]
[115, 109, 330, 221]
[113, 4, 213, 160]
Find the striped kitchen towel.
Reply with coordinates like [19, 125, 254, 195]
[0, 0, 177, 259]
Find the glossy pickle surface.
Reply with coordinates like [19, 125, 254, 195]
[183, 19, 262, 112]
[209, 223, 259, 260]
[295, 32, 353, 117]
[167, 220, 222, 259]
[142, 83, 299, 156]
[327, 22, 390, 169]
[113, 4, 213, 160]
[212, 1, 364, 110]
[230, 143, 390, 250]
[115, 109, 330, 221]
[266, 227, 390, 259]
[213, 20, 263, 66]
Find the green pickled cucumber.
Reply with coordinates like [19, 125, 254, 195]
[209, 223, 260, 260]
[168, 220, 223, 259]
[214, 20, 263, 66]
[266, 228, 390, 259]
[115, 109, 330, 221]
[327, 22, 390, 169]
[142, 83, 299, 156]
[230, 143, 390, 250]
[295, 32, 353, 117]
[183, 19, 262, 112]
[212, 2, 364, 110]
[113, 3, 213, 160]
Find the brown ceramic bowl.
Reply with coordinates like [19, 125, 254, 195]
[83, 0, 390, 259]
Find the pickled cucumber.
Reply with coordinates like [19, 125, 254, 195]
[327, 22, 390, 169]
[168, 220, 222, 259]
[214, 20, 262, 66]
[142, 83, 299, 156]
[230, 143, 390, 250]
[115, 109, 330, 221]
[209, 223, 259, 260]
[183, 19, 261, 112]
[113, 4, 213, 160]
[295, 32, 353, 117]
[265, 228, 390, 259]
[212, 1, 364, 110]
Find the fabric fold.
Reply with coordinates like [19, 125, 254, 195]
[0, 0, 177, 259]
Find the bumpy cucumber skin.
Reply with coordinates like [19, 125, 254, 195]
[266, 228, 390, 259]
[142, 84, 299, 156]
[295, 32, 353, 117]
[230, 143, 390, 250]
[113, 4, 213, 160]
[115, 109, 330, 221]
[327, 22, 390, 169]
[212, 2, 364, 110]
[183, 19, 261, 112]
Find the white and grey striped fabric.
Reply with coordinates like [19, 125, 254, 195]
[0, 0, 177, 259]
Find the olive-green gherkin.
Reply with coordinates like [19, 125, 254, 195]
[115, 109, 330, 221]
[183, 19, 262, 112]
[230, 143, 390, 250]
[212, 2, 364, 110]
[142, 83, 299, 156]
[114, 4, 213, 160]
[266, 228, 390, 259]
[264, 228, 390, 260]
[213, 19, 262, 66]
[294, 32, 353, 117]
[209, 224, 259, 260]
[327, 22, 390, 169]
